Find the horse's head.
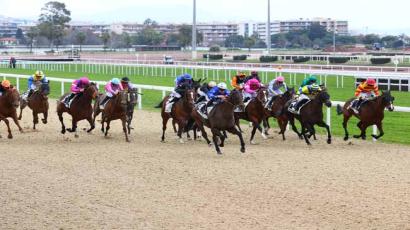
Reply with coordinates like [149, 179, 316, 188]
[257, 86, 268, 104]
[85, 82, 98, 99]
[40, 81, 50, 96]
[381, 90, 395, 112]
[192, 78, 203, 91]
[229, 89, 244, 108]
[284, 87, 296, 100]
[5, 86, 20, 108]
[128, 88, 138, 105]
[317, 90, 332, 108]
[118, 91, 128, 107]
[184, 88, 196, 107]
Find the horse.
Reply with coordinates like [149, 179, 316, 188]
[263, 87, 295, 140]
[286, 90, 332, 145]
[336, 91, 394, 141]
[191, 90, 245, 154]
[57, 82, 98, 138]
[93, 91, 130, 142]
[234, 87, 269, 144]
[125, 88, 139, 134]
[160, 87, 196, 143]
[0, 86, 23, 139]
[18, 82, 50, 129]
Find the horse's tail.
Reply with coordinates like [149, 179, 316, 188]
[336, 104, 343, 115]
[154, 101, 163, 108]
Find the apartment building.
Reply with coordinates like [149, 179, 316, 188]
[110, 23, 179, 35]
[280, 18, 348, 35]
[196, 23, 239, 46]
[0, 22, 18, 37]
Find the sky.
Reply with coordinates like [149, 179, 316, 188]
[1, 0, 409, 35]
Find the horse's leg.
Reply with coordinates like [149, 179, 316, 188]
[42, 110, 48, 124]
[172, 119, 177, 133]
[18, 107, 23, 120]
[353, 121, 364, 139]
[250, 122, 259, 145]
[32, 111, 38, 130]
[86, 116, 95, 133]
[263, 118, 270, 135]
[196, 121, 211, 145]
[122, 117, 130, 142]
[300, 123, 311, 145]
[317, 121, 332, 144]
[11, 115, 23, 133]
[279, 117, 288, 141]
[3, 119, 13, 139]
[235, 118, 243, 133]
[104, 119, 111, 137]
[218, 131, 226, 147]
[371, 121, 383, 139]
[211, 128, 222, 154]
[227, 127, 246, 153]
[342, 114, 352, 141]
[177, 120, 187, 144]
[161, 115, 169, 142]
[58, 111, 66, 134]
[288, 116, 302, 139]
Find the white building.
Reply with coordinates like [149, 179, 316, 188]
[252, 21, 280, 40]
[280, 18, 348, 35]
[196, 23, 239, 46]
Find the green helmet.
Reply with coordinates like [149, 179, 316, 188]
[308, 75, 317, 84]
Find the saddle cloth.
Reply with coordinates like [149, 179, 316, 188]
[195, 102, 215, 119]
[288, 99, 311, 115]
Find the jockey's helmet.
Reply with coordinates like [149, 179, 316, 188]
[251, 71, 258, 76]
[183, 74, 192, 80]
[276, 76, 285, 82]
[121, 77, 130, 83]
[208, 81, 216, 88]
[80, 77, 90, 85]
[217, 82, 227, 90]
[1, 80, 11, 88]
[308, 75, 317, 84]
[237, 72, 246, 78]
[111, 78, 120, 85]
[34, 70, 44, 80]
[366, 78, 376, 86]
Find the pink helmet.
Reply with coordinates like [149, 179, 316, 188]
[248, 79, 260, 90]
[80, 77, 90, 85]
[366, 78, 376, 86]
[276, 76, 285, 82]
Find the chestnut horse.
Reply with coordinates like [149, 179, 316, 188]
[192, 90, 245, 154]
[0, 86, 23, 139]
[19, 82, 50, 129]
[337, 91, 394, 141]
[57, 82, 98, 138]
[234, 87, 269, 144]
[160, 87, 196, 143]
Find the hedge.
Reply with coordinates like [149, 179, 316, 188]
[293, 57, 311, 63]
[233, 55, 247, 61]
[328, 57, 350, 64]
[370, 58, 391, 65]
[203, 54, 223, 60]
[259, 56, 278, 63]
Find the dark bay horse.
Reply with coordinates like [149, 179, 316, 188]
[286, 90, 332, 145]
[192, 90, 245, 154]
[235, 87, 269, 144]
[18, 82, 50, 129]
[160, 87, 196, 143]
[0, 86, 23, 139]
[337, 91, 394, 140]
[57, 82, 98, 138]
[94, 91, 130, 142]
[263, 88, 295, 140]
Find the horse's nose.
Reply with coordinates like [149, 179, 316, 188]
[388, 104, 395, 111]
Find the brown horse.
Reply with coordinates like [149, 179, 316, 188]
[286, 90, 332, 145]
[192, 90, 245, 154]
[93, 91, 130, 142]
[57, 82, 98, 137]
[235, 87, 269, 144]
[337, 91, 394, 140]
[18, 82, 50, 129]
[263, 88, 295, 140]
[0, 86, 23, 139]
[160, 87, 196, 143]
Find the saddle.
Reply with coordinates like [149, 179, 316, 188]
[195, 101, 217, 119]
[349, 98, 371, 113]
[288, 99, 311, 114]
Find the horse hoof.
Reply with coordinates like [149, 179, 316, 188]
[208, 143, 213, 147]
[344, 136, 349, 141]
[74, 134, 79, 138]
[126, 139, 131, 143]
[219, 144, 224, 148]
[298, 135, 303, 140]
[61, 130, 66, 134]
[261, 134, 268, 140]
[7, 134, 13, 139]
[179, 139, 184, 144]
[353, 135, 360, 139]
[217, 151, 223, 155]
[327, 139, 332, 144]
[371, 135, 378, 139]
[42, 119, 47, 124]
[250, 140, 257, 145]
[240, 148, 246, 153]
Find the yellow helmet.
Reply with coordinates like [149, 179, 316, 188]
[34, 70, 44, 79]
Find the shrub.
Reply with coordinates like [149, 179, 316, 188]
[203, 54, 223, 60]
[370, 58, 391, 65]
[328, 57, 350, 64]
[259, 56, 278, 63]
[209, 45, 221, 52]
[233, 55, 247, 61]
[293, 57, 310, 63]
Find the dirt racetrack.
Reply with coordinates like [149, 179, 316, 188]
[1, 102, 410, 229]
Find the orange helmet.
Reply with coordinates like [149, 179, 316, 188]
[1, 80, 11, 88]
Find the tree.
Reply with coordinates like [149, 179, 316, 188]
[308, 23, 327, 41]
[122, 33, 132, 51]
[224, 35, 244, 48]
[134, 28, 164, 45]
[37, 1, 71, 50]
[15, 28, 25, 44]
[143, 18, 158, 28]
[244, 37, 256, 51]
[26, 27, 39, 53]
[100, 32, 111, 51]
[75, 31, 86, 51]
[177, 24, 203, 49]
[165, 33, 180, 46]
[271, 33, 287, 48]
[362, 34, 380, 45]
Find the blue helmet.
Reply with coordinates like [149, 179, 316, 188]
[183, 74, 192, 80]
[111, 78, 120, 85]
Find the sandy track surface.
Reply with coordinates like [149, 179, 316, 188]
[1, 102, 410, 229]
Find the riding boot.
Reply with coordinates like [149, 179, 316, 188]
[203, 100, 213, 114]
[196, 96, 205, 104]
[165, 96, 177, 113]
[64, 93, 75, 107]
[27, 90, 34, 100]
[99, 96, 111, 110]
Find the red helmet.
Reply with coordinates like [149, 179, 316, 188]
[251, 71, 258, 76]
[366, 78, 376, 86]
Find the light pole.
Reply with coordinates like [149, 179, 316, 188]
[333, 27, 336, 53]
[192, 0, 197, 59]
[266, 0, 271, 54]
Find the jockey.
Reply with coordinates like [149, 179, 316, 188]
[196, 81, 216, 103]
[165, 74, 193, 113]
[63, 77, 90, 107]
[0, 80, 11, 96]
[243, 78, 261, 103]
[231, 72, 247, 90]
[265, 76, 288, 109]
[100, 78, 124, 109]
[120, 77, 137, 91]
[350, 78, 380, 113]
[203, 82, 230, 114]
[300, 75, 318, 88]
[290, 83, 321, 113]
[23, 70, 48, 101]
[245, 71, 261, 83]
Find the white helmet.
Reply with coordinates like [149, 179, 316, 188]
[217, 82, 227, 90]
[208, 81, 216, 88]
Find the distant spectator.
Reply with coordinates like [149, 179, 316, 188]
[9, 57, 16, 69]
